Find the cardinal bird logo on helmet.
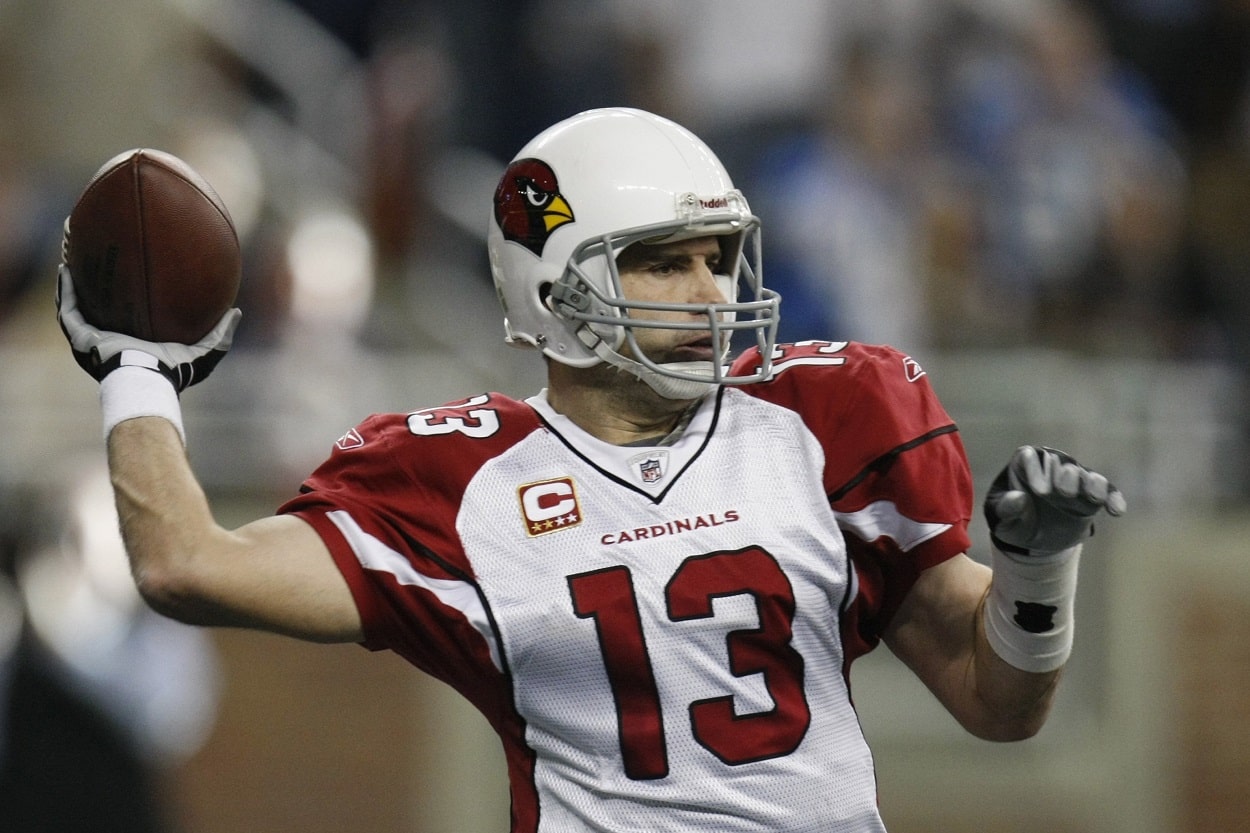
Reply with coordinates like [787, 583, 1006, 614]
[493, 158, 575, 256]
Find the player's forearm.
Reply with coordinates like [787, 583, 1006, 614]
[107, 416, 229, 623]
[966, 596, 1062, 741]
[107, 416, 364, 640]
[964, 446, 1126, 740]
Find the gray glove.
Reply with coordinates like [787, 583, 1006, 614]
[56, 263, 241, 392]
[984, 445, 1127, 556]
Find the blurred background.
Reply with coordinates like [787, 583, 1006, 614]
[0, 0, 1247, 830]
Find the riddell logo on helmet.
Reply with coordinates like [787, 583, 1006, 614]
[699, 196, 730, 209]
[494, 158, 576, 256]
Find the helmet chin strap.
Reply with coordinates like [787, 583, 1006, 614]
[592, 340, 720, 400]
[642, 363, 722, 400]
[570, 315, 722, 400]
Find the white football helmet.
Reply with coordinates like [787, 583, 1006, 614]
[488, 107, 779, 399]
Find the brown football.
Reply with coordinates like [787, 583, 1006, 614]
[66, 148, 241, 343]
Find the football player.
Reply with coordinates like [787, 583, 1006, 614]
[57, 107, 1125, 832]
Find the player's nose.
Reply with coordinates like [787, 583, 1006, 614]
[688, 260, 729, 306]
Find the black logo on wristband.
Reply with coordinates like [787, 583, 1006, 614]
[1014, 601, 1058, 633]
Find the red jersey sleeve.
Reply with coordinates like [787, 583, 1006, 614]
[733, 341, 974, 659]
[276, 393, 542, 712]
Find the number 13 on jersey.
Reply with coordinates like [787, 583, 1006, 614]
[567, 546, 811, 780]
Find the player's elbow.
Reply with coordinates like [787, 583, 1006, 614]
[966, 710, 1048, 743]
[131, 555, 218, 626]
[133, 560, 191, 621]
[958, 691, 1054, 742]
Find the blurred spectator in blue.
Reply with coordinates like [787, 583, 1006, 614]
[751, 33, 951, 348]
[940, 0, 1186, 354]
[749, 0, 1196, 357]
[608, 0, 848, 198]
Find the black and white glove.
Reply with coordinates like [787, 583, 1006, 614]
[982, 446, 1126, 673]
[56, 262, 241, 393]
[984, 445, 1127, 557]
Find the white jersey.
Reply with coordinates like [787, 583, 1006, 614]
[281, 341, 974, 832]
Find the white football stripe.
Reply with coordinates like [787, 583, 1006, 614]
[328, 510, 502, 670]
[836, 500, 951, 552]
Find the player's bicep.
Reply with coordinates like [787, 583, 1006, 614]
[202, 513, 363, 644]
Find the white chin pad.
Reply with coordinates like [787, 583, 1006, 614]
[636, 362, 719, 400]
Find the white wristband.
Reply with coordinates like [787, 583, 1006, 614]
[985, 544, 1080, 673]
[100, 359, 185, 445]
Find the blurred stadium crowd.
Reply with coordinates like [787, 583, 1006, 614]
[0, 2, 1247, 831]
[1, 0, 1248, 368]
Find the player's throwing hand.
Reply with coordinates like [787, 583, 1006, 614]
[56, 260, 240, 393]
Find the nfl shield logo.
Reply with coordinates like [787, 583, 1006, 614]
[628, 449, 670, 485]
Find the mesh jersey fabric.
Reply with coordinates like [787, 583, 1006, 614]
[279, 340, 973, 833]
